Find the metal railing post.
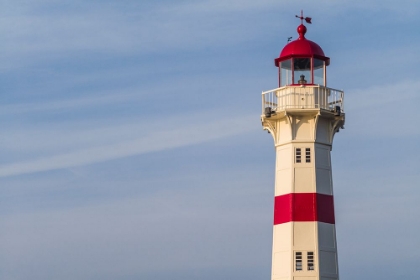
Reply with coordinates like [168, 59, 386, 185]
[262, 86, 344, 113]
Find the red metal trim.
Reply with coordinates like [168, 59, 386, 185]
[275, 55, 330, 67]
[274, 193, 335, 225]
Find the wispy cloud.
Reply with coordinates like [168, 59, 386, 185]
[0, 114, 257, 177]
[0, 0, 277, 59]
[0, 87, 142, 115]
[343, 80, 420, 137]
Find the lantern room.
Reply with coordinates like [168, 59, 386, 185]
[274, 24, 330, 87]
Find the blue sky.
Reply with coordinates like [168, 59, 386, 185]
[1, 1, 420, 279]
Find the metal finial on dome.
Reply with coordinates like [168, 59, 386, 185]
[295, 10, 312, 25]
[275, 12, 330, 67]
[295, 11, 312, 39]
[297, 24, 307, 39]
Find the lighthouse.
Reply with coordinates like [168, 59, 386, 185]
[261, 13, 345, 280]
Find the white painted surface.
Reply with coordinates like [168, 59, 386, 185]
[262, 84, 344, 280]
[276, 169, 293, 196]
[315, 118, 330, 144]
[261, 86, 344, 113]
[318, 222, 337, 250]
[294, 167, 314, 193]
[315, 145, 331, 169]
[315, 168, 332, 195]
[294, 118, 312, 140]
[273, 223, 293, 252]
[277, 147, 293, 170]
[319, 251, 338, 275]
[273, 252, 292, 277]
[294, 223, 316, 249]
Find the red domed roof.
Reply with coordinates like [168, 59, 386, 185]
[275, 24, 330, 67]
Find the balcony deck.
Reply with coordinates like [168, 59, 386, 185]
[262, 85, 344, 116]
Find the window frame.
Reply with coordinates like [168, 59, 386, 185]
[295, 251, 303, 271]
[305, 148, 311, 163]
[295, 148, 302, 163]
[307, 251, 315, 271]
[277, 57, 328, 87]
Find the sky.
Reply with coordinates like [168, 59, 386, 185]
[0, 0, 420, 279]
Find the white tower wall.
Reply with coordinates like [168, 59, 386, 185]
[262, 86, 344, 280]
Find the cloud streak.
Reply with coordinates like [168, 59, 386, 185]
[0, 114, 257, 177]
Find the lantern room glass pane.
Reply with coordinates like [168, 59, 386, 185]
[314, 59, 325, 86]
[280, 59, 292, 86]
[293, 58, 312, 84]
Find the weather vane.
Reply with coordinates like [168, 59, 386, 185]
[295, 10, 312, 24]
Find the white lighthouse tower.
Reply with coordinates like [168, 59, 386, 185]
[261, 13, 345, 280]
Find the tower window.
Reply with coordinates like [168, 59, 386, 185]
[307, 252, 314, 271]
[305, 148, 311, 163]
[295, 148, 301, 163]
[295, 252, 302, 271]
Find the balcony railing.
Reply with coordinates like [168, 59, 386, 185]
[262, 85, 344, 115]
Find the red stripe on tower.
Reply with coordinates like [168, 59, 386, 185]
[274, 193, 335, 225]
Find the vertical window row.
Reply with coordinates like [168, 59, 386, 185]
[295, 148, 301, 163]
[305, 148, 311, 163]
[295, 148, 311, 163]
[295, 252, 302, 271]
[295, 251, 315, 271]
[307, 252, 314, 270]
